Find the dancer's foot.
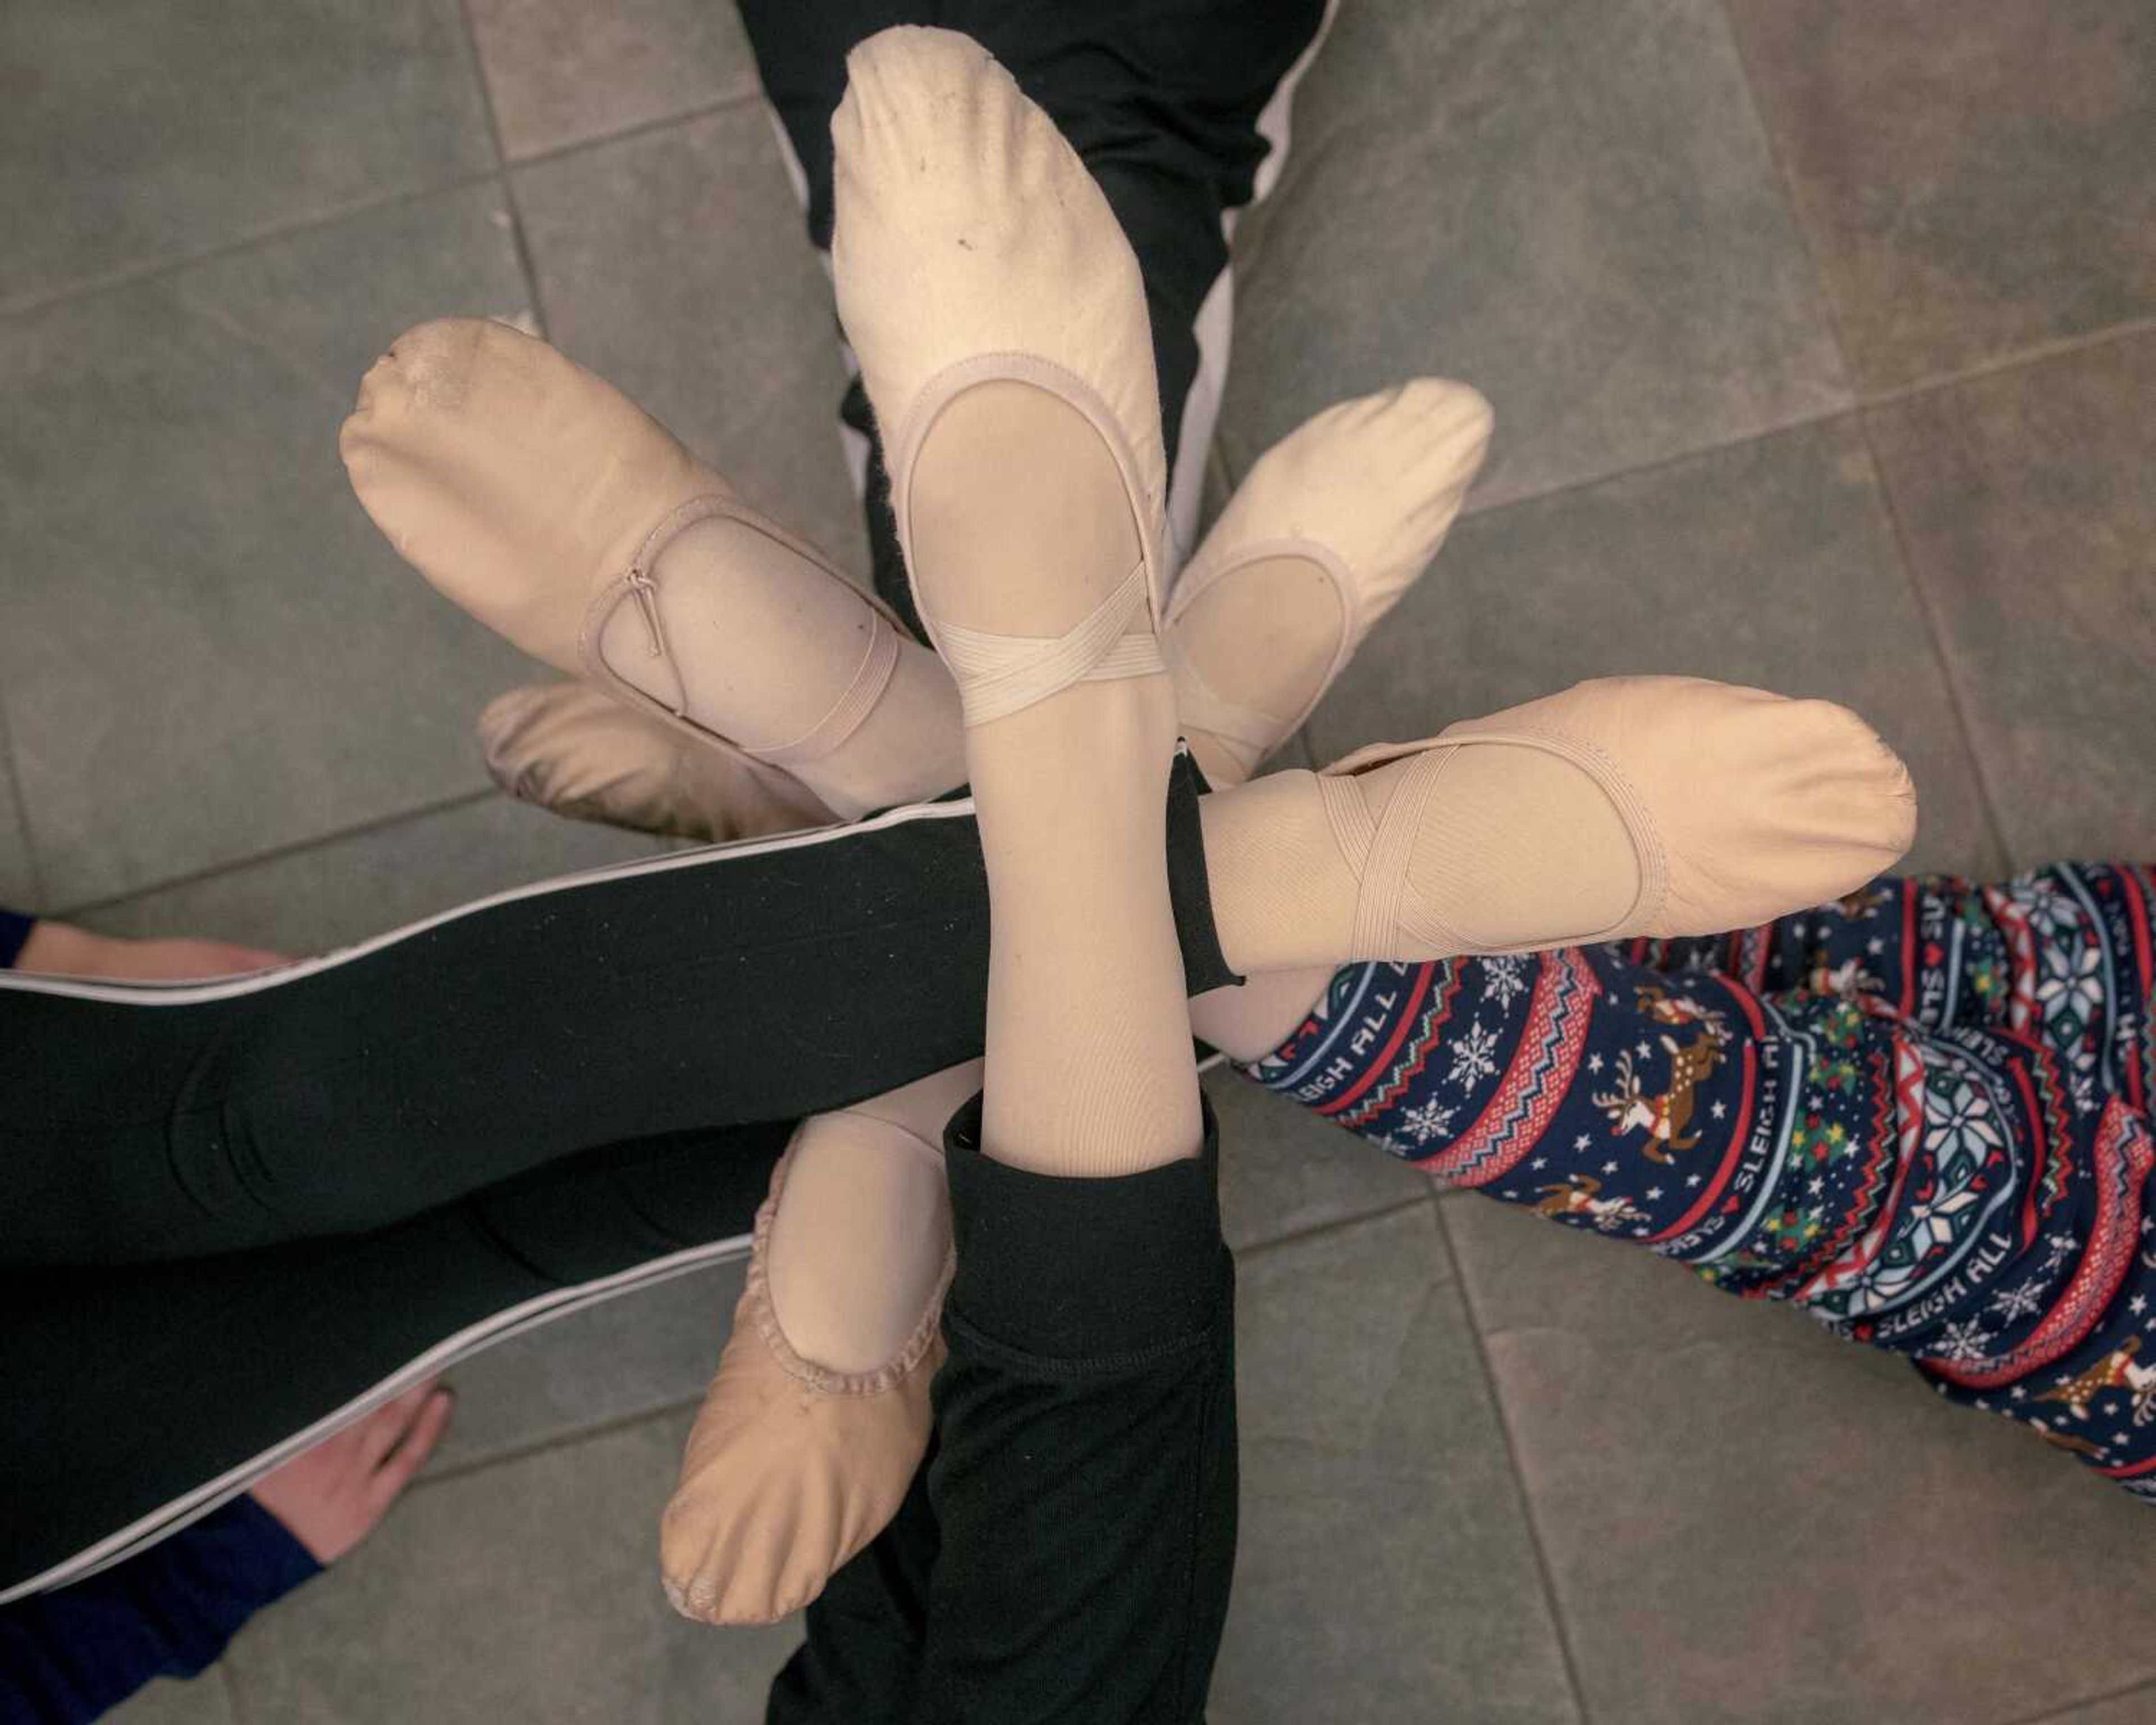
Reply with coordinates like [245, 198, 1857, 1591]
[460, 373, 1493, 840]
[660, 1064, 967, 1626]
[339, 317, 965, 820]
[477, 682, 835, 842]
[1168, 378, 1493, 786]
[835, 25, 1198, 1174]
[835, 28, 1170, 730]
[12, 921, 286, 980]
[1204, 674, 1919, 971]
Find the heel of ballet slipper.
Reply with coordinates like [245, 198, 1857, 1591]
[1163, 635, 1280, 779]
[747, 1147, 953, 1397]
[1164, 537, 1358, 757]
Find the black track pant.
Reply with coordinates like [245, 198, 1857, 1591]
[770, 1106, 1238, 1725]
[1, 770, 1232, 1593]
[1, 766, 1230, 1269]
[2, 1124, 789, 1597]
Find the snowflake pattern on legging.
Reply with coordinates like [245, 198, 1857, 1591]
[1244, 864, 2156, 1496]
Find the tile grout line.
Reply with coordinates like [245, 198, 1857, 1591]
[0, 91, 764, 328]
[1458, 401, 1853, 526]
[503, 86, 768, 176]
[1432, 1199, 1597, 1725]
[1688, 0, 2008, 871]
[1420, 0, 2150, 546]
[1714, 0, 1861, 401]
[53, 788, 499, 920]
[1998, 1673, 2156, 1725]
[452, 0, 550, 344]
[1415, 297, 2153, 539]
[0, 170, 503, 322]
[1859, 311, 2156, 410]
[1852, 406, 2018, 870]
[1234, 1190, 1434, 1264]
[218, 1658, 253, 1725]
[1710, 0, 2156, 414]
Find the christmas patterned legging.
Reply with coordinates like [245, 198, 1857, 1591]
[1246, 862, 2156, 1495]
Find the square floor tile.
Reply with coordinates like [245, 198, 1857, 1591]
[224, 1410, 802, 1723]
[2038, 1689, 2156, 1725]
[468, 0, 760, 160]
[1212, 1064, 1432, 1253]
[1864, 333, 2156, 867]
[1216, 1205, 1581, 1724]
[1218, 0, 1847, 513]
[0, 185, 541, 907]
[1303, 415, 2003, 877]
[1728, 0, 2156, 393]
[512, 107, 865, 582]
[431, 1257, 739, 1473]
[0, 0, 492, 308]
[105, 1672, 238, 1725]
[1443, 1196, 2156, 1725]
[76, 792, 661, 953]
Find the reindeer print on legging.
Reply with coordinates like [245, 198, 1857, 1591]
[1591, 1028, 1729, 1162]
[1531, 1173, 1645, 1231]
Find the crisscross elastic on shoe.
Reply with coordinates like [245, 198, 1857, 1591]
[1317, 747, 1469, 959]
[1317, 727, 1666, 960]
[934, 562, 1163, 728]
[888, 353, 1170, 730]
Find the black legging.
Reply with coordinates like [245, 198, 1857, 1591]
[2, 1123, 788, 1596]
[2, 770, 1230, 1268]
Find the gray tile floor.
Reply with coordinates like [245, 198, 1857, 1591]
[3, 2, 2152, 1719]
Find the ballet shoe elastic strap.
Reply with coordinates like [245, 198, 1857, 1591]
[1318, 725, 1668, 958]
[753, 618, 901, 766]
[935, 561, 1163, 727]
[579, 493, 905, 767]
[1318, 749, 1467, 959]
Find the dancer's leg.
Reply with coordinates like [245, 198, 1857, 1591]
[826, 34, 1229, 1712]
[0, 765, 1232, 1267]
[1245, 861, 2156, 1498]
[2, 666, 1912, 1269]
[341, 317, 967, 822]
[0, 1121, 787, 1599]
[651, 370, 1488, 1621]
[22, 867, 2136, 1600]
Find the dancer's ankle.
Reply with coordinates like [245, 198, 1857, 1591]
[1198, 770, 1361, 974]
